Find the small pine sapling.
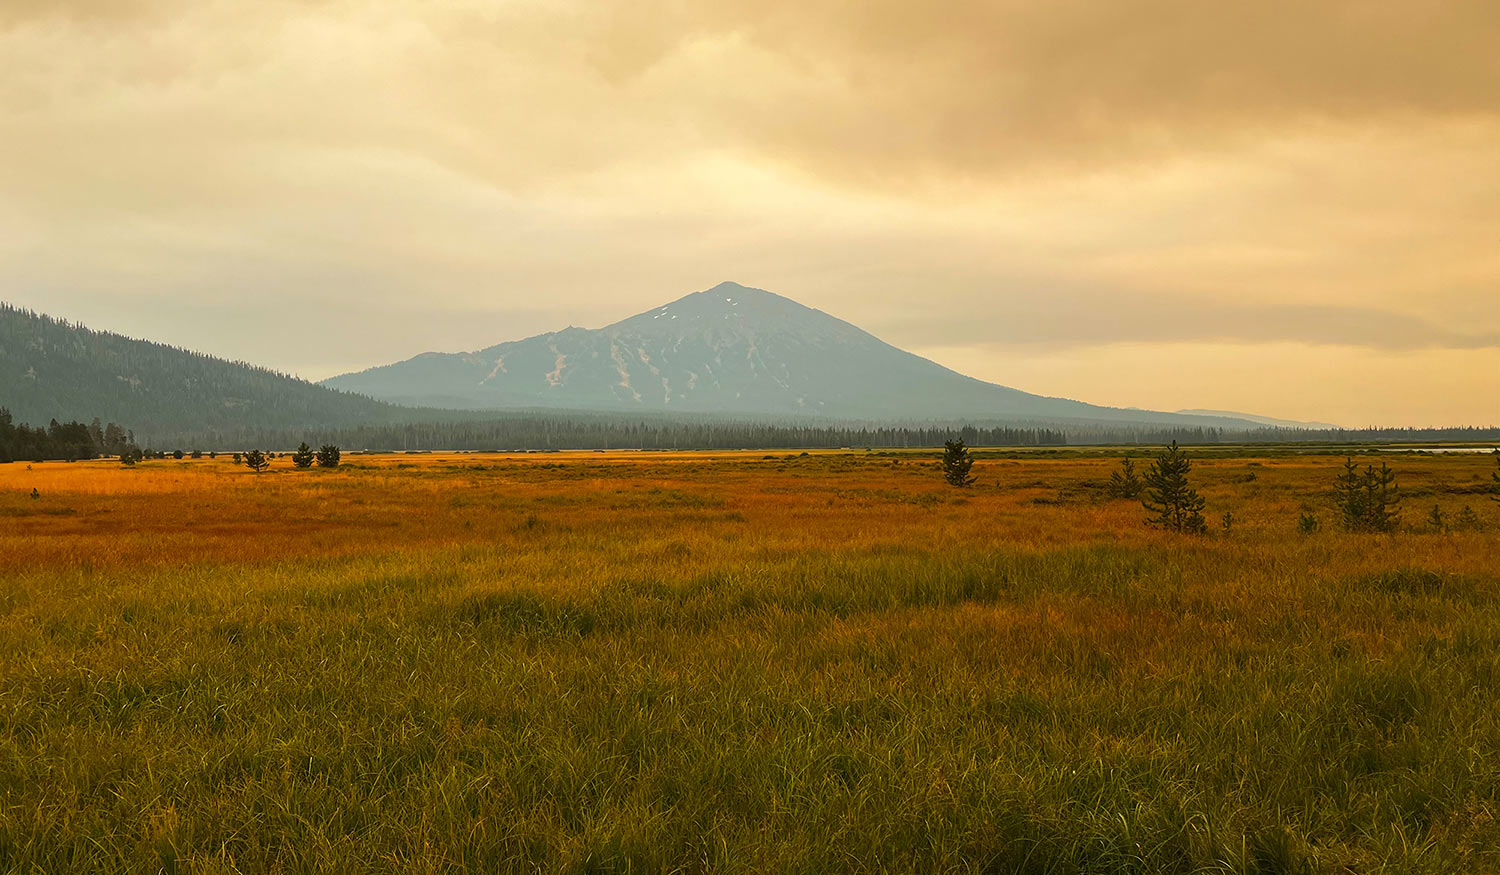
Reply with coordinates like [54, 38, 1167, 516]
[1141, 441, 1207, 534]
[1362, 462, 1402, 533]
[1107, 457, 1143, 499]
[941, 439, 976, 488]
[1334, 458, 1402, 533]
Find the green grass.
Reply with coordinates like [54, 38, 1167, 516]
[3, 543, 1499, 872]
[3, 453, 1500, 872]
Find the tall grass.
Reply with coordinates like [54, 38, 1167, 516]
[1, 452, 1498, 872]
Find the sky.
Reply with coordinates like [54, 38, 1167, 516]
[3, 0, 1498, 427]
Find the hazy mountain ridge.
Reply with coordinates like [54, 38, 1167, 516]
[1, 289, 1308, 444]
[324, 282, 1266, 429]
[1176, 409, 1343, 431]
[0, 303, 399, 438]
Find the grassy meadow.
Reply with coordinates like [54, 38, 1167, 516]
[2, 448, 1500, 873]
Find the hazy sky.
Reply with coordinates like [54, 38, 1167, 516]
[4, 1, 1498, 426]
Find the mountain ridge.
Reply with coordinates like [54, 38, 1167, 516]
[323, 282, 1269, 429]
[1176, 409, 1343, 431]
[0, 303, 401, 439]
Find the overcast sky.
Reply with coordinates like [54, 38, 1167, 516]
[4, 0, 1498, 426]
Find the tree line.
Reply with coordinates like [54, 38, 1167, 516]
[162, 419, 1073, 452]
[0, 408, 136, 463]
[135, 417, 1500, 454]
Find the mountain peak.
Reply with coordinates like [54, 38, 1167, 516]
[676, 281, 793, 309]
[319, 282, 1272, 429]
[607, 282, 825, 334]
[682, 281, 799, 305]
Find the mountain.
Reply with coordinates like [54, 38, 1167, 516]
[324, 282, 1266, 429]
[1176, 409, 1343, 431]
[0, 303, 399, 439]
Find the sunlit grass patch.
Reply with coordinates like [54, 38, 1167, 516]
[2, 450, 1500, 871]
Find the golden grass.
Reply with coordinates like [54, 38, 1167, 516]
[2, 449, 1499, 872]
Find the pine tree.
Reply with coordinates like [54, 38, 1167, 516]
[316, 445, 342, 468]
[243, 449, 270, 474]
[1107, 456, 1142, 499]
[291, 442, 315, 468]
[1334, 458, 1401, 533]
[1141, 441, 1207, 533]
[1334, 457, 1368, 529]
[941, 439, 976, 487]
[1363, 462, 1402, 533]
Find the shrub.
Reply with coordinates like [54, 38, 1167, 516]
[1141, 441, 1207, 533]
[1297, 513, 1320, 534]
[941, 439, 976, 488]
[1106, 457, 1142, 499]
[1335, 458, 1401, 533]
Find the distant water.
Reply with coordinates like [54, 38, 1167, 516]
[1385, 447, 1499, 454]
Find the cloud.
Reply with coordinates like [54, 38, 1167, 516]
[874, 298, 1500, 352]
[1, 0, 1497, 423]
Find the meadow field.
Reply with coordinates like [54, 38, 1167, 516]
[2, 448, 1500, 873]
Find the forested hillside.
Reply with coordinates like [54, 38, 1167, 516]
[0, 304, 399, 438]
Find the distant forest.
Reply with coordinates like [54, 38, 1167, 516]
[144, 418, 1072, 452]
[135, 418, 1500, 453]
[0, 408, 134, 463]
[7, 406, 1500, 456]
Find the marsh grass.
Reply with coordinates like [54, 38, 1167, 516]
[1, 452, 1499, 872]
